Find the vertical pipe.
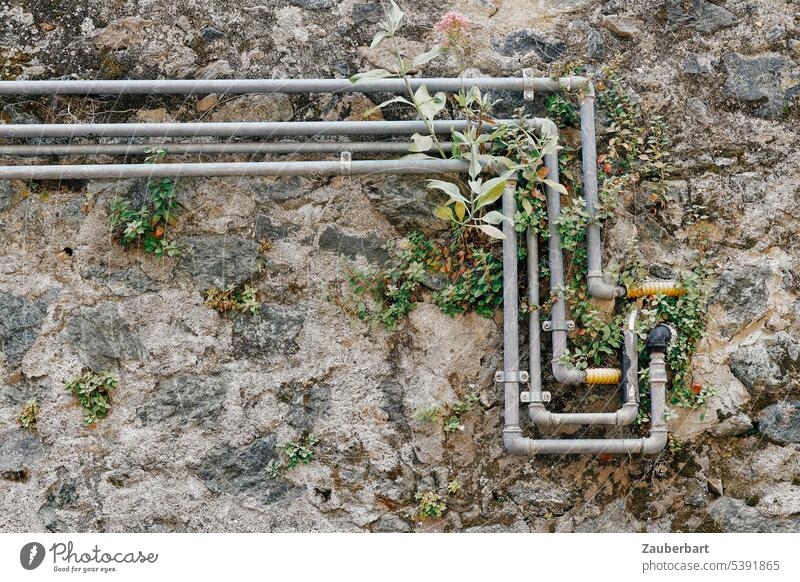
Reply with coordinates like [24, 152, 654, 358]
[502, 178, 520, 432]
[527, 226, 542, 403]
[544, 149, 585, 384]
[580, 92, 625, 299]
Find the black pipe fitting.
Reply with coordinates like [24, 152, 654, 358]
[645, 324, 672, 353]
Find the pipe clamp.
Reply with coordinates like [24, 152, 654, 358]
[340, 150, 352, 176]
[522, 68, 535, 101]
[495, 370, 529, 383]
[542, 320, 575, 332]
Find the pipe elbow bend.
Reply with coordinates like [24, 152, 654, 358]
[641, 430, 669, 455]
[587, 276, 626, 300]
[552, 362, 586, 385]
[503, 429, 531, 456]
[527, 403, 552, 428]
[615, 403, 640, 426]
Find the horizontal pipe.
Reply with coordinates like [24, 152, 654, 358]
[0, 76, 590, 96]
[0, 141, 455, 157]
[0, 158, 470, 180]
[0, 120, 496, 139]
[505, 350, 669, 456]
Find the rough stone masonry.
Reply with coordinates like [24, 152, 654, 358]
[0, 0, 799, 532]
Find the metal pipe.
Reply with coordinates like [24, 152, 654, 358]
[501, 178, 522, 449]
[528, 310, 640, 428]
[0, 76, 591, 96]
[0, 119, 506, 139]
[580, 92, 626, 299]
[0, 141, 455, 157]
[504, 327, 670, 456]
[526, 225, 542, 403]
[0, 159, 470, 180]
[542, 121, 586, 385]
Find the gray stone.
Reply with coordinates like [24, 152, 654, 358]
[318, 226, 388, 265]
[290, 0, 335, 9]
[64, 302, 145, 370]
[721, 52, 796, 119]
[710, 412, 754, 437]
[601, 16, 643, 39]
[0, 181, 13, 212]
[712, 265, 770, 338]
[137, 374, 227, 429]
[496, 29, 565, 62]
[729, 333, 799, 392]
[683, 53, 713, 75]
[379, 379, 409, 433]
[686, 97, 712, 125]
[371, 513, 412, 532]
[707, 496, 800, 532]
[195, 59, 234, 79]
[255, 214, 297, 242]
[0, 429, 45, 482]
[198, 27, 226, 43]
[37, 469, 97, 532]
[508, 479, 575, 516]
[364, 175, 447, 233]
[352, 2, 382, 25]
[587, 28, 605, 60]
[210, 93, 293, 122]
[232, 304, 305, 358]
[0, 292, 51, 368]
[254, 176, 315, 203]
[195, 436, 300, 506]
[684, 478, 708, 507]
[276, 380, 331, 433]
[666, 0, 737, 34]
[82, 265, 159, 295]
[176, 235, 262, 290]
[758, 401, 800, 445]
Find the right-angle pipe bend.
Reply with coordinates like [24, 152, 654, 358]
[505, 325, 672, 456]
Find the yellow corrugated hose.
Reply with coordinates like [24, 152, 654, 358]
[585, 368, 622, 385]
[626, 281, 686, 299]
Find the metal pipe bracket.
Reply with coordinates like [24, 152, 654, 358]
[542, 320, 575, 332]
[495, 370, 530, 383]
[522, 69, 535, 101]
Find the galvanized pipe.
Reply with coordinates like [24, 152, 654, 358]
[0, 141, 455, 157]
[502, 178, 522, 440]
[0, 76, 590, 96]
[528, 310, 640, 428]
[0, 159, 470, 180]
[504, 340, 669, 456]
[0, 119, 505, 139]
[526, 225, 542, 403]
[580, 92, 626, 299]
[543, 127, 586, 385]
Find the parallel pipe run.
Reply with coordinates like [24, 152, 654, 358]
[0, 141, 455, 157]
[0, 159, 471, 181]
[528, 310, 640, 429]
[0, 76, 590, 96]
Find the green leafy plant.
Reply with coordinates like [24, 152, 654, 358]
[109, 148, 180, 257]
[266, 435, 320, 478]
[415, 490, 447, 518]
[65, 370, 118, 426]
[17, 399, 40, 432]
[204, 283, 260, 315]
[447, 479, 461, 495]
[415, 392, 480, 433]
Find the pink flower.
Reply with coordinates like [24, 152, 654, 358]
[433, 12, 470, 35]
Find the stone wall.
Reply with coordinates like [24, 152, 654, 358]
[0, 0, 799, 532]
